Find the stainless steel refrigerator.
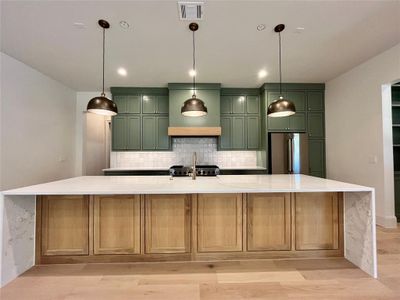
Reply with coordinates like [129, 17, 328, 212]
[268, 133, 309, 174]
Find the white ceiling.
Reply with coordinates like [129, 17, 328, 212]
[1, 1, 400, 91]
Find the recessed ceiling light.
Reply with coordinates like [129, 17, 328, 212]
[295, 27, 305, 33]
[119, 21, 130, 29]
[258, 69, 268, 78]
[73, 22, 86, 29]
[117, 67, 127, 76]
[257, 24, 266, 31]
[188, 69, 197, 77]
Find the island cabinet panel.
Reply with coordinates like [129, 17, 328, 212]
[295, 193, 340, 250]
[197, 194, 243, 252]
[93, 195, 141, 255]
[144, 194, 191, 254]
[247, 193, 291, 251]
[41, 195, 89, 256]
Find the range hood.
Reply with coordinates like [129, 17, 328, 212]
[168, 83, 221, 136]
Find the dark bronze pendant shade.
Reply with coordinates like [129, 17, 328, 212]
[181, 95, 208, 117]
[87, 19, 118, 116]
[181, 23, 207, 117]
[267, 24, 295, 118]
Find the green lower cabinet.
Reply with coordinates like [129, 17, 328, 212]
[308, 139, 326, 178]
[394, 174, 400, 219]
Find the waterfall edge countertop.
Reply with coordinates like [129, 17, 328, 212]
[1, 174, 373, 195]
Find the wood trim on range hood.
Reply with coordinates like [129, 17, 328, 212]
[168, 127, 221, 136]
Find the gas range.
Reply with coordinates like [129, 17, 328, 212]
[169, 165, 220, 177]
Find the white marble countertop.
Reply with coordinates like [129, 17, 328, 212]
[102, 166, 267, 171]
[1, 174, 373, 195]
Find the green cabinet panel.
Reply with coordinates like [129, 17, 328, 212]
[232, 96, 246, 114]
[143, 95, 169, 114]
[308, 139, 325, 178]
[247, 116, 260, 149]
[157, 95, 169, 114]
[287, 91, 306, 111]
[142, 116, 156, 150]
[246, 96, 260, 114]
[232, 117, 246, 149]
[112, 116, 127, 150]
[114, 95, 141, 114]
[289, 112, 306, 132]
[308, 112, 325, 138]
[307, 91, 324, 111]
[127, 116, 141, 150]
[394, 174, 400, 219]
[156, 116, 170, 150]
[220, 117, 232, 149]
[221, 96, 232, 114]
[142, 95, 157, 114]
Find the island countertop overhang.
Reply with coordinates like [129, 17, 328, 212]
[1, 174, 374, 196]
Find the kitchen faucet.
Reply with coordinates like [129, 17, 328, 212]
[190, 152, 197, 180]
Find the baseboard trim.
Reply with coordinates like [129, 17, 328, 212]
[376, 215, 398, 228]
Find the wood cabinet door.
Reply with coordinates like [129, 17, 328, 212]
[247, 193, 291, 251]
[295, 192, 340, 250]
[93, 195, 141, 255]
[197, 194, 243, 252]
[41, 195, 89, 256]
[145, 194, 191, 254]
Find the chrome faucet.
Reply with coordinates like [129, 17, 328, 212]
[190, 152, 197, 180]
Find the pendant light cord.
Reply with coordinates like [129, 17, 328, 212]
[102, 27, 105, 97]
[192, 29, 196, 97]
[279, 31, 282, 96]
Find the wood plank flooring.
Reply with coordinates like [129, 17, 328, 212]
[1, 225, 399, 299]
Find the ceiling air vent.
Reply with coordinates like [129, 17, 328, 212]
[178, 2, 204, 20]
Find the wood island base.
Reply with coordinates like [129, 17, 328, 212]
[36, 192, 343, 265]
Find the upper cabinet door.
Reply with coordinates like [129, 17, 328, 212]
[220, 117, 232, 150]
[308, 112, 325, 138]
[247, 116, 260, 149]
[232, 116, 246, 149]
[142, 116, 156, 150]
[287, 91, 306, 111]
[221, 96, 232, 114]
[114, 96, 141, 114]
[112, 116, 127, 150]
[246, 96, 260, 114]
[157, 95, 169, 114]
[127, 116, 141, 150]
[232, 96, 246, 114]
[307, 91, 324, 111]
[156, 116, 170, 150]
[289, 112, 307, 132]
[142, 95, 157, 114]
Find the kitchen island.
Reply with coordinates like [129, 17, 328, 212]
[0, 174, 376, 287]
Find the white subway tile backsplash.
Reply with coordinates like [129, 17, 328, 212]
[110, 137, 257, 168]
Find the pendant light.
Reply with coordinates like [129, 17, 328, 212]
[267, 24, 295, 117]
[181, 23, 208, 117]
[87, 20, 118, 116]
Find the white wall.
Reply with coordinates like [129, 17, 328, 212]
[75, 92, 110, 176]
[0, 53, 77, 190]
[325, 43, 400, 228]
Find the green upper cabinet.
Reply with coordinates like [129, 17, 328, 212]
[246, 96, 260, 114]
[287, 91, 306, 111]
[308, 139, 325, 178]
[113, 95, 141, 114]
[219, 89, 261, 150]
[308, 112, 325, 138]
[307, 91, 324, 111]
[110, 87, 170, 151]
[142, 95, 169, 114]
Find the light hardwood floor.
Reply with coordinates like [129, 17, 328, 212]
[1, 225, 399, 300]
